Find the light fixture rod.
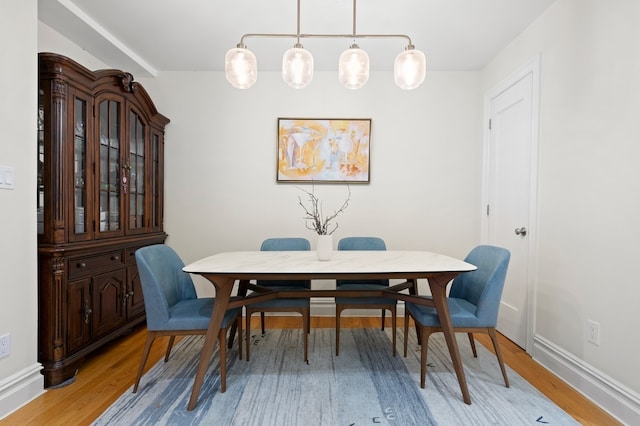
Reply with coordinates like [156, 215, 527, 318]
[296, 0, 301, 43]
[240, 33, 413, 46]
[352, 0, 357, 37]
[240, 0, 413, 47]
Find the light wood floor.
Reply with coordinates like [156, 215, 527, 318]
[3, 316, 619, 425]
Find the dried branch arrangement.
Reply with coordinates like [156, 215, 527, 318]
[297, 185, 351, 235]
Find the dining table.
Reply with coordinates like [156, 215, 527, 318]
[182, 250, 477, 411]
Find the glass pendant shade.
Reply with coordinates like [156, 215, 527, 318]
[394, 48, 426, 90]
[339, 45, 370, 90]
[282, 45, 314, 89]
[225, 46, 257, 89]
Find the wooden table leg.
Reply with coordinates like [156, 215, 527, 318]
[227, 279, 249, 348]
[428, 276, 471, 405]
[188, 276, 235, 411]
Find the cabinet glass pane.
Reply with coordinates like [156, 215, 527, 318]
[37, 90, 45, 234]
[129, 111, 145, 229]
[99, 100, 120, 232]
[152, 134, 159, 227]
[74, 98, 87, 234]
[137, 156, 144, 193]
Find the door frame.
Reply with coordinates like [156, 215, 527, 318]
[481, 54, 540, 353]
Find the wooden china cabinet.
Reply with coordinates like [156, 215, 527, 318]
[37, 53, 170, 387]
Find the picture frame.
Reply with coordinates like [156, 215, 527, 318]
[276, 118, 371, 183]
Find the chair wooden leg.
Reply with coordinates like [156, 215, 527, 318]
[228, 280, 249, 349]
[133, 331, 157, 393]
[237, 315, 243, 361]
[419, 326, 428, 388]
[164, 336, 176, 362]
[381, 309, 386, 330]
[227, 322, 236, 349]
[218, 329, 227, 393]
[226, 312, 239, 350]
[414, 320, 421, 347]
[391, 306, 397, 357]
[245, 310, 252, 362]
[488, 328, 510, 387]
[467, 332, 478, 358]
[303, 308, 309, 363]
[335, 305, 342, 356]
[260, 312, 266, 334]
[403, 311, 410, 357]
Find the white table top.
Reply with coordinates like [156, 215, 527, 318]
[183, 250, 476, 276]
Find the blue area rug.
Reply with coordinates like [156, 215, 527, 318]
[94, 327, 578, 425]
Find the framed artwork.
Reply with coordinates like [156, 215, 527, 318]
[277, 117, 371, 183]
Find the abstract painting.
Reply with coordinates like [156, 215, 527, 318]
[277, 118, 371, 183]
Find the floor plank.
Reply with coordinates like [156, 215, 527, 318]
[2, 317, 620, 425]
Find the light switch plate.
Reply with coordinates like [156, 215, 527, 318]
[0, 165, 15, 189]
[0, 334, 10, 358]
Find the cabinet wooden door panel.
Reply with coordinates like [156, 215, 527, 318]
[127, 265, 145, 318]
[67, 278, 91, 352]
[92, 269, 126, 337]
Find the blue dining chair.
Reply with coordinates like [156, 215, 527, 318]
[335, 237, 397, 356]
[133, 244, 242, 393]
[245, 238, 311, 362]
[403, 245, 511, 389]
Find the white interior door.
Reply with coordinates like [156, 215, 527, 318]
[484, 58, 539, 351]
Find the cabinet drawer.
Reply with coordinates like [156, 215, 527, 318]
[68, 251, 125, 279]
[125, 246, 143, 266]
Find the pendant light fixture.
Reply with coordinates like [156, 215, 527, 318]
[394, 46, 427, 90]
[282, 3, 313, 89]
[339, 45, 369, 89]
[224, 0, 426, 90]
[225, 44, 257, 89]
[282, 45, 313, 89]
[338, 0, 369, 90]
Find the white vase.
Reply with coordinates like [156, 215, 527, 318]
[316, 234, 333, 261]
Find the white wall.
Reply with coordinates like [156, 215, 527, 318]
[137, 70, 483, 296]
[482, 0, 640, 422]
[0, 0, 42, 419]
[39, 21, 110, 70]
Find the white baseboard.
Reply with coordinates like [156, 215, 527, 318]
[533, 335, 640, 425]
[0, 363, 45, 420]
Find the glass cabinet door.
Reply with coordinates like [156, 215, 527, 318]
[151, 132, 162, 230]
[37, 90, 45, 235]
[73, 97, 88, 235]
[128, 110, 145, 231]
[98, 99, 122, 235]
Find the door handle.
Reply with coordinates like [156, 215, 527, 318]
[515, 227, 527, 236]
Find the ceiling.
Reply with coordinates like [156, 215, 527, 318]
[38, 0, 557, 78]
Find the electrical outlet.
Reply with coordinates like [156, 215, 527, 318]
[587, 320, 600, 346]
[0, 334, 10, 358]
